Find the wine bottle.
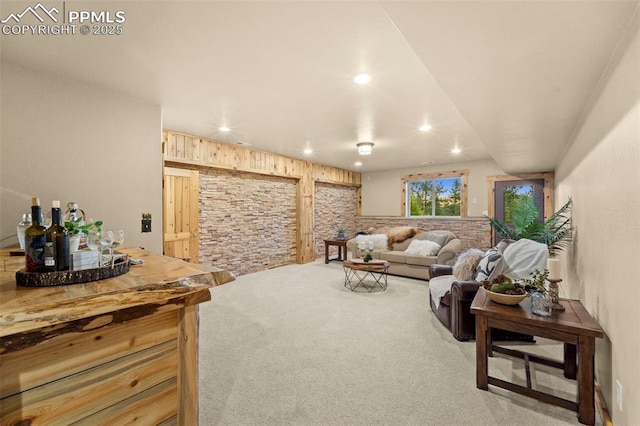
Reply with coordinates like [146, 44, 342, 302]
[45, 200, 70, 272]
[24, 198, 47, 272]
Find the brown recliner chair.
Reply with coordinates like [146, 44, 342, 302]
[429, 264, 479, 341]
[429, 264, 535, 342]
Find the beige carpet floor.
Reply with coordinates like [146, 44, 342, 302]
[198, 260, 590, 425]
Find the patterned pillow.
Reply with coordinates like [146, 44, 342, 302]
[474, 248, 503, 282]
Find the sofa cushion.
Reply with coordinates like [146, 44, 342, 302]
[380, 251, 407, 263]
[405, 239, 440, 256]
[426, 230, 454, 248]
[405, 254, 436, 267]
[452, 248, 484, 280]
[474, 247, 503, 281]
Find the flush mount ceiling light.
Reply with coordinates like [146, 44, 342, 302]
[219, 126, 231, 132]
[353, 73, 371, 85]
[419, 124, 432, 132]
[303, 148, 313, 155]
[451, 147, 461, 154]
[357, 142, 374, 155]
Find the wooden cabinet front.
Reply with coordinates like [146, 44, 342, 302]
[0, 248, 225, 425]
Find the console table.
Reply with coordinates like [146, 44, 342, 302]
[0, 247, 233, 425]
[471, 290, 603, 425]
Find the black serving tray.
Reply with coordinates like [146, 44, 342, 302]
[15, 255, 130, 287]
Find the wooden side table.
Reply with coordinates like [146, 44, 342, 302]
[324, 239, 348, 264]
[471, 290, 603, 425]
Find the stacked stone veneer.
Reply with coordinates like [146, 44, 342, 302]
[199, 169, 297, 276]
[355, 217, 492, 252]
[314, 183, 358, 258]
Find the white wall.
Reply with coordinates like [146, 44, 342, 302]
[555, 23, 640, 425]
[1, 62, 163, 253]
[361, 158, 505, 217]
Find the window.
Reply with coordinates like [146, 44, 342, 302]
[402, 170, 468, 217]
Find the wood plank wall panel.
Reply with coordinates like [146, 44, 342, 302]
[164, 130, 361, 264]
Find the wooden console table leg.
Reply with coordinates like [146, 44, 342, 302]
[564, 343, 577, 379]
[324, 243, 329, 264]
[577, 335, 596, 425]
[476, 315, 489, 390]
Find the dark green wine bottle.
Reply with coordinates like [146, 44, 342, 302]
[45, 200, 70, 272]
[24, 197, 47, 272]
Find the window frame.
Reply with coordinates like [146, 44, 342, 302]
[401, 170, 469, 218]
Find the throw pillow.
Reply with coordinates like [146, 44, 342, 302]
[452, 248, 484, 280]
[474, 248, 503, 282]
[405, 239, 441, 256]
[426, 231, 451, 248]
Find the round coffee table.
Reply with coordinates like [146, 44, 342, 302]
[342, 259, 390, 292]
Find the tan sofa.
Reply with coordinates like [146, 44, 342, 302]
[346, 229, 461, 280]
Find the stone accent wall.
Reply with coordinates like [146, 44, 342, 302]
[199, 169, 297, 276]
[314, 183, 358, 258]
[354, 216, 492, 253]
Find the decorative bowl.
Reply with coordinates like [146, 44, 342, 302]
[481, 286, 528, 305]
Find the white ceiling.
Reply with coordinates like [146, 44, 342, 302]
[2, 1, 638, 173]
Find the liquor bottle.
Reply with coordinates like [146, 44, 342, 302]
[45, 200, 70, 272]
[24, 198, 47, 272]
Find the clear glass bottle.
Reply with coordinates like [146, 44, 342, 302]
[64, 202, 85, 224]
[17, 213, 32, 250]
[531, 291, 552, 317]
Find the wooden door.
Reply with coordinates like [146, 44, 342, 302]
[163, 167, 199, 263]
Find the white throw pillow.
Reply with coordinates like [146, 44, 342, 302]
[354, 234, 388, 250]
[405, 239, 441, 256]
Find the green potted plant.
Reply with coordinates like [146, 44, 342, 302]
[337, 227, 346, 239]
[486, 198, 573, 257]
[64, 219, 103, 251]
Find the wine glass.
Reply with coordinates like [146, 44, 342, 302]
[110, 229, 125, 262]
[101, 230, 114, 265]
[86, 230, 103, 267]
[110, 229, 124, 251]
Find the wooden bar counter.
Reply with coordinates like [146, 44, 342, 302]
[0, 247, 233, 425]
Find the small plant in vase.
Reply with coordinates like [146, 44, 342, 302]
[64, 219, 103, 251]
[363, 252, 373, 262]
[522, 269, 553, 317]
[337, 227, 346, 239]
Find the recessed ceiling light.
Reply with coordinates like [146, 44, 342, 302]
[354, 161, 362, 167]
[219, 126, 231, 132]
[451, 147, 461, 154]
[354, 73, 371, 85]
[303, 148, 313, 155]
[419, 124, 432, 132]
